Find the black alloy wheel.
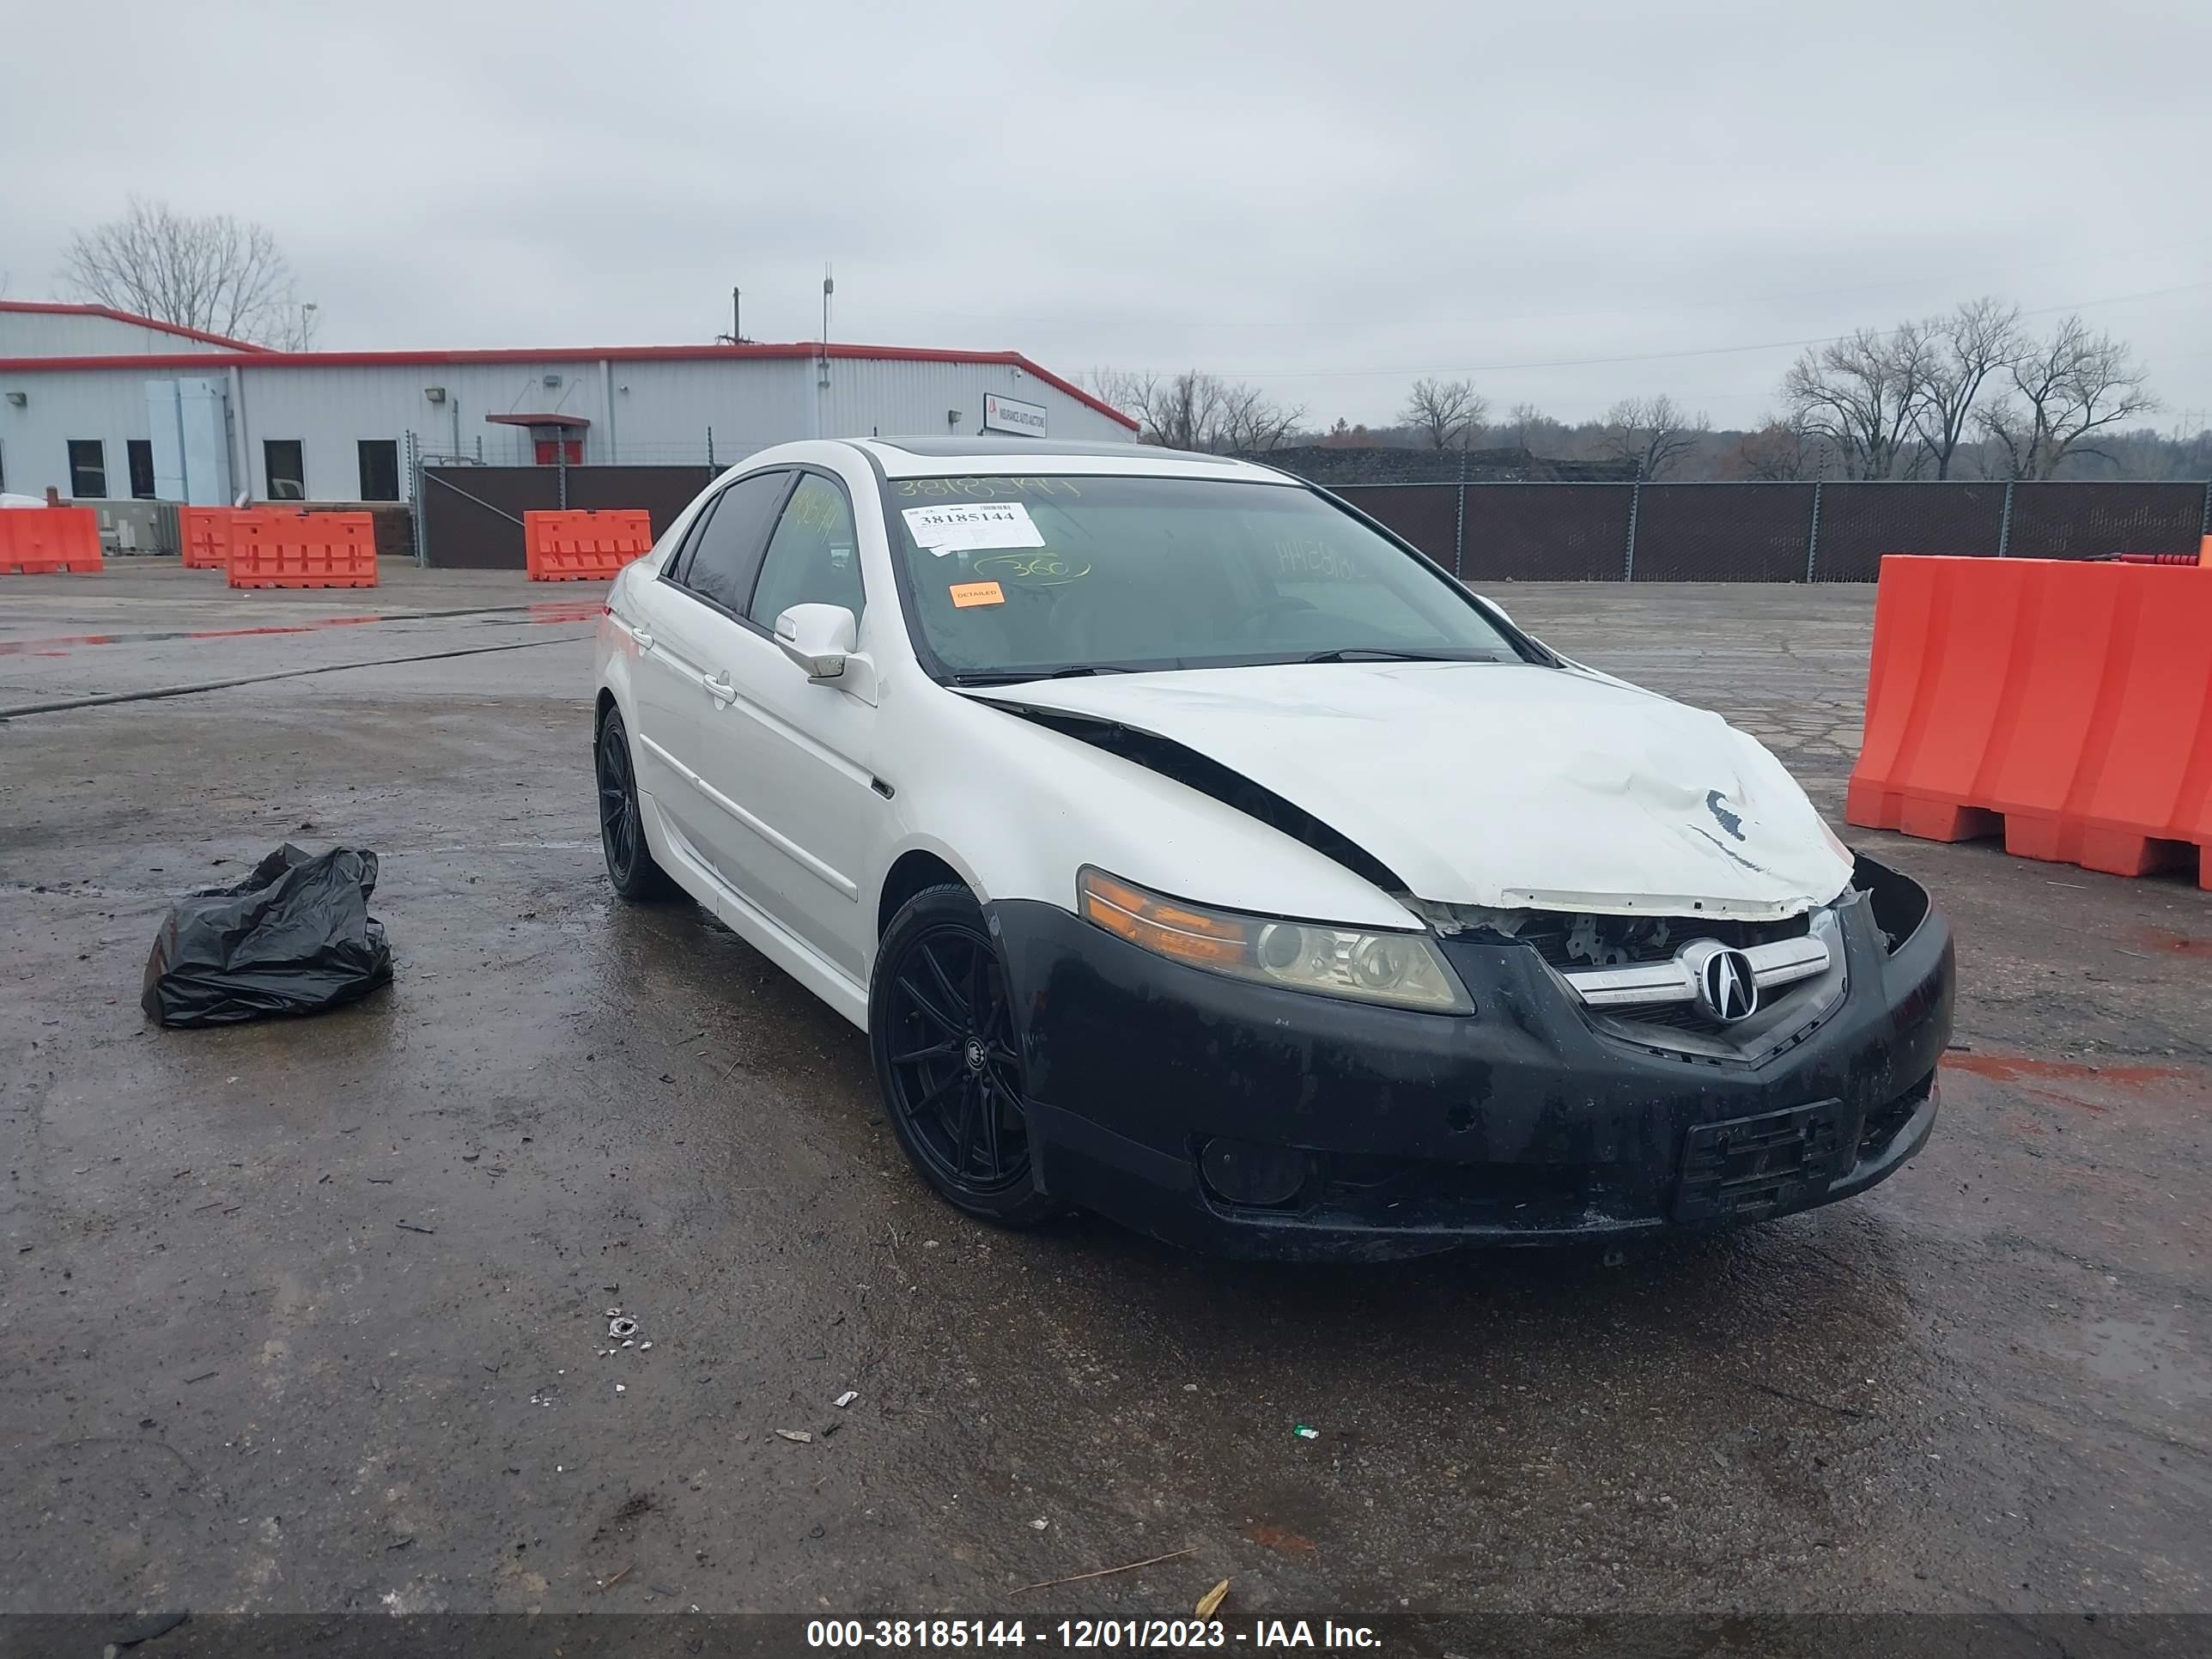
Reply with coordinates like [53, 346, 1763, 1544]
[870, 884, 1058, 1226]
[596, 708, 673, 901]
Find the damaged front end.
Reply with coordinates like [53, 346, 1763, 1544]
[961, 672, 1952, 1258]
[988, 818, 1950, 1259]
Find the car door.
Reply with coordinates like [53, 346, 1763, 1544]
[636, 467, 795, 885]
[690, 469, 886, 983]
[621, 490, 721, 811]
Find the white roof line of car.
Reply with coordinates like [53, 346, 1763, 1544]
[846, 439, 1293, 483]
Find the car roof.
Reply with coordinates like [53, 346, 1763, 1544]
[849, 435, 1294, 483]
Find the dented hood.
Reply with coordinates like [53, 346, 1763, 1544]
[968, 661, 1853, 920]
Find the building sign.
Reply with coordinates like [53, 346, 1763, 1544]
[981, 392, 1048, 437]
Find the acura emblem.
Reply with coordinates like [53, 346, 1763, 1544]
[1690, 945, 1759, 1023]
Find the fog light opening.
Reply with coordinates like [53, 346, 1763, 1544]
[1199, 1137, 1310, 1209]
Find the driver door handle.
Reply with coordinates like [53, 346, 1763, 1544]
[705, 671, 737, 705]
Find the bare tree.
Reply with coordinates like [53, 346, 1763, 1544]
[1082, 368, 1148, 423]
[1780, 323, 1932, 478]
[1598, 394, 1709, 479]
[1911, 298, 2021, 479]
[61, 197, 318, 347]
[1084, 368, 1303, 453]
[1503, 402, 1560, 457]
[1215, 380, 1304, 453]
[1728, 413, 1826, 481]
[1401, 376, 1486, 450]
[1975, 315, 2157, 479]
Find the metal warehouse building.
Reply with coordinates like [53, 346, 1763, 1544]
[0, 300, 1135, 529]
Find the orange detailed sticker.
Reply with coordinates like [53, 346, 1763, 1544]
[950, 580, 1005, 608]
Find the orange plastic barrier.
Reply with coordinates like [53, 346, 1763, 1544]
[2202, 533, 2211, 568]
[228, 509, 377, 589]
[178, 506, 240, 569]
[1846, 556, 2212, 890]
[524, 509, 653, 581]
[0, 506, 103, 574]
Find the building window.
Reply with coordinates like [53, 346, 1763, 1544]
[68, 440, 107, 499]
[128, 440, 157, 500]
[357, 440, 400, 502]
[264, 439, 306, 501]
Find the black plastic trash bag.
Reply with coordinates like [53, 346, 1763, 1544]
[141, 843, 393, 1028]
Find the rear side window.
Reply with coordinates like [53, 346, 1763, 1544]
[672, 470, 791, 615]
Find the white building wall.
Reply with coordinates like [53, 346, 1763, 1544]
[0, 353, 1132, 502]
[0, 310, 247, 357]
[239, 361, 612, 493]
[0, 370, 154, 497]
[598, 358, 817, 465]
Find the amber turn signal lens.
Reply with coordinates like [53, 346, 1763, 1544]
[1079, 870, 1249, 966]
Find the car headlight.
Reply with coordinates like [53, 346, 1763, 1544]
[1077, 868, 1473, 1013]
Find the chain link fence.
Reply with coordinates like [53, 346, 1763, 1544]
[1334, 477, 2212, 580]
[396, 446, 2211, 577]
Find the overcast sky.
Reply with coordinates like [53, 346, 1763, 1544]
[4, 0, 2207, 430]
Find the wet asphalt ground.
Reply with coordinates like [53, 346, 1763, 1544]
[1, 563, 2206, 1625]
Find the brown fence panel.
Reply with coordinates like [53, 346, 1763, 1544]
[1331, 484, 1460, 571]
[420, 467, 556, 568]
[1459, 483, 1632, 580]
[1632, 483, 1812, 581]
[1813, 482, 2007, 580]
[2005, 481, 2205, 560]
[422, 465, 714, 567]
[566, 466, 715, 539]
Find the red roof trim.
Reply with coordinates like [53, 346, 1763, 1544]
[0, 338, 1139, 429]
[0, 298, 270, 353]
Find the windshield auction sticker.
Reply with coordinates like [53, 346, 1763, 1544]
[902, 501, 1047, 554]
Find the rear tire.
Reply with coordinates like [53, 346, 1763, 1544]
[597, 707, 675, 902]
[870, 884, 1060, 1228]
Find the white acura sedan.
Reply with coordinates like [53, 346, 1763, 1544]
[592, 438, 1952, 1258]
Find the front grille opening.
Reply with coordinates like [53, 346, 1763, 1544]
[1858, 1069, 1935, 1158]
[1516, 908, 1812, 972]
[1854, 854, 1929, 953]
[1613, 1002, 1735, 1037]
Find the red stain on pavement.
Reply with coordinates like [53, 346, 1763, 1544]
[0, 615, 396, 655]
[0, 606, 600, 656]
[1942, 1054, 2187, 1087]
[1243, 1523, 1316, 1556]
[2132, 928, 2212, 959]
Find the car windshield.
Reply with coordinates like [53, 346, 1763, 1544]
[879, 474, 1527, 681]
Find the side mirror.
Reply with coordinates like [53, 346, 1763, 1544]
[775, 604, 858, 681]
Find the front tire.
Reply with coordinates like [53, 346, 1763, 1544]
[869, 884, 1058, 1228]
[596, 707, 674, 902]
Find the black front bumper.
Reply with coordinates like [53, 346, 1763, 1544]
[989, 860, 1954, 1260]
